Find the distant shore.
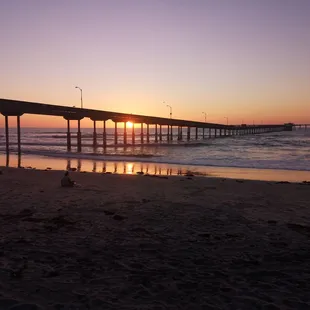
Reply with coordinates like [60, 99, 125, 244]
[0, 168, 310, 309]
[1, 152, 310, 182]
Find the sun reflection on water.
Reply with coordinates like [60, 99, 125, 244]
[126, 163, 134, 174]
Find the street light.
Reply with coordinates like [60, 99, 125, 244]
[202, 112, 207, 122]
[165, 102, 172, 119]
[75, 86, 83, 109]
[224, 117, 228, 125]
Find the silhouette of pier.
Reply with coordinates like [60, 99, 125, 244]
[0, 98, 294, 154]
[294, 124, 310, 130]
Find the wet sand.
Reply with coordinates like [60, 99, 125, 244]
[2, 153, 310, 183]
[0, 167, 310, 309]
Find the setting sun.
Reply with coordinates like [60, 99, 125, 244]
[126, 121, 133, 128]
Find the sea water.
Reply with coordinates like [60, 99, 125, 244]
[0, 127, 309, 181]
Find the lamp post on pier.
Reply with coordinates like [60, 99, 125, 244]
[224, 117, 228, 125]
[166, 103, 172, 119]
[202, 112, 207, 122]
[75, 86, 83, 109]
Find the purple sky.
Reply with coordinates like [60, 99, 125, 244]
[1, 0, 310, 126]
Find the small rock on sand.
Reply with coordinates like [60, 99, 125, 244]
[19, 208, 35, 217]
[154, 175, 168, 179]
[198, 233, 211, 238]
[268, 220, 277, 225]
[113, 214, 127, 221]
[185, 173, 194, 177]
[287, 223, 310, 236]
[103, 210, 115, 216]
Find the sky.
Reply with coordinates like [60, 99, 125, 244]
[0, 0, 309, 127]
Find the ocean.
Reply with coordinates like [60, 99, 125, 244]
[0, 127, 310, 182]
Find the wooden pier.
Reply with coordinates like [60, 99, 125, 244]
[0, 98, 292, 154]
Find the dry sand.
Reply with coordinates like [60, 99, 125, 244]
[0, 167, 310, 309]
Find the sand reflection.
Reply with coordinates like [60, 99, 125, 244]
[0, 153, 310, 182]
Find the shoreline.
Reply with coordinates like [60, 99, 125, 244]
[1, 152, 310, 182]
[0, 167, 310, 309]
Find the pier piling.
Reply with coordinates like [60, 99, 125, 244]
[147, 124, 150, 143]
[155, 124, 158, 142]
[67, 119, 71, 151]
[114, 122, 118, 145]
[77, 119, 82, 152]
[103, 120, 107, 148]
[132, 123, 135, 144]
[17, 115, 21, 155]
[124, 122, 127, 145]
[167, 125, 170, 141]
[93, 120, 97, 147]
[5, 115, 9, 154]
[141, 123, 144, 144]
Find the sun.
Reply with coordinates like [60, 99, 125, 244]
[126, 121, 133, 128]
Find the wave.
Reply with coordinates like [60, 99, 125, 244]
[5, 149, 157, 159]
[0, 140, 212, 148]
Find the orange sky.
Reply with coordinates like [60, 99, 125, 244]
[1, 1, 309, 128]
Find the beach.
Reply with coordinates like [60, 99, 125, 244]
[1, 167, 310, 309]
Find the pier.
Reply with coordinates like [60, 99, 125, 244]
[293, 124, 310, 130]
[0, 98, 292, 154]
